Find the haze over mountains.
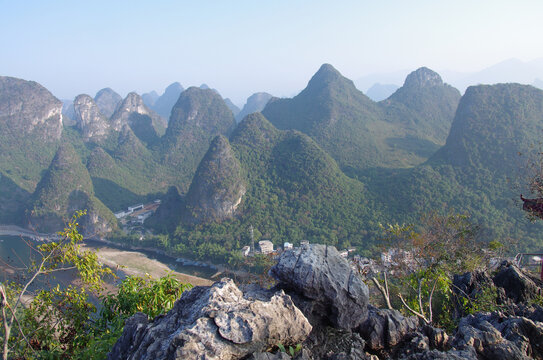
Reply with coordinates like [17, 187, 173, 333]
[1, 62, 543, 262]
[357, 58, 543, 101]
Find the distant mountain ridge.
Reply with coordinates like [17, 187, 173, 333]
[151, 82, 184, 120]
[236, 92, 273, 122]
[263, 64, 460, 170]
[2, 67, 543, 256]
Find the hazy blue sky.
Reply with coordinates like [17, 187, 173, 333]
[1, 0, 542, 105]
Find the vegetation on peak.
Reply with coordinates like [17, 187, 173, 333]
[263, 64, 459, 170]
[401, 67, 444, 88]
[431, 83, 543, 172]
[182, 135, 246, 225]
[27, 142, 117, 234]
[0, 76, 62, 192]
[383, 67, 461, 143]
[111, 92, 166, 146]
[169, 114, 382, 263]
[161, 86, 237, 191]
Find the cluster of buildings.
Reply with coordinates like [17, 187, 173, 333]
[114, 200, 161, 225]
[240, 238, 356, 259]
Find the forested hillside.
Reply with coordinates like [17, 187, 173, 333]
[1, 69, 542, 261]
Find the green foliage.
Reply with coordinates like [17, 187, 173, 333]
[375, 213, 500, 329]
[100, 273, 192, 321]
[79, 274, 192, 360]
[262, 64, 458, 171]
[0, 211, 114, 360]
[19, 285, 95, 358]
[169, 113, 384, 265]
[277, 343, 302, 357]
[459, 285, 501, 316]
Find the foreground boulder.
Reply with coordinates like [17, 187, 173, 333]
[452, 312, 543, 359]
[270, 244, 369, 330]
[493, 261, 543, 304]
[107, 279, 311, 360]
[358, 306, 419, 351]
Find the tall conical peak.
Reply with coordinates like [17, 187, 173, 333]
[168, 87, 234, 130]
[307, 64, 345, 88]
[183, 134, 246, 224]
[403, 67, 443, 88]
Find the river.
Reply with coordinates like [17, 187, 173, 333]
[0, 234, 216, 285]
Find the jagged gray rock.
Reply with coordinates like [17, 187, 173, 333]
[493, 261, 543, 304]
[270, 244, 369, 330]
[0, 76, 63, 140]
[73, 94, 110, 141]
[451, 313, 540, 359]
[357, 306, 419, 351]
[107, 278, 311, 360]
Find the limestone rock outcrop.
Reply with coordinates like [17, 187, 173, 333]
[270, 244, 369, 330]
[107, 279, 312, 360]
[111, 92, 166, 144]
[73, 94, 110, 141]
[0, 76, 63, 140]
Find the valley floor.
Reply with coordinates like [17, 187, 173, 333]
[0, 224, 213, 287]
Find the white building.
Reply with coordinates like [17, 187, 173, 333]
[128, 204, 144, 212]
[114, 210, 131, 219]
[241, 246, 251, 257]
[136, 210, 153, 224]
[259, 240, 274, 254]
[283, 242, 293, 250]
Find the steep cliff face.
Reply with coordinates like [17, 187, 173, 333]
[94, 87, 122, 118]
[73, 94, 111, 141]
[111, 92, 166, 145]
[0, 76, 63, 191]
[0, 76, 63, 140]
[182, 135, 246, 224]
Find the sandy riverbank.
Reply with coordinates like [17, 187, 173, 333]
[0, 225, 214, 287]
[81, 244, 213, 287]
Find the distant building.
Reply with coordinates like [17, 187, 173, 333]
[339, 250, 349, 258]
[136, 210, 153, 224]
[128, 204, 144, 212]
[259, 240, 274, 254]
[114, 210, 131, 219]
[381, 248, 416, 268]
[283, 242, 293, 250]
[241, 246, 251, 257]
[153, 199, 161, 204]
[300, 240, 310, 247]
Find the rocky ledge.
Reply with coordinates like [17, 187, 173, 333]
[108, 245, 543, 359]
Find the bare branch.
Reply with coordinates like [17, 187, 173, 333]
[428, 277, 439, 324]
[398, 293, 429, 324]
[371, 274, 393, 310]
[418, 279, 426, 320]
